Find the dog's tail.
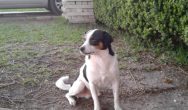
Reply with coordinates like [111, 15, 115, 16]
[55, 76, 71, 91]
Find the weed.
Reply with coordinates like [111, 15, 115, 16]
[174, 46, 188, 65]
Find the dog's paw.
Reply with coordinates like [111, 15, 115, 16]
[68, 98, 76, 106]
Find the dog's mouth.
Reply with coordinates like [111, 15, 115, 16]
[85, 52, 94, 55]
[80, 51, 94, 55]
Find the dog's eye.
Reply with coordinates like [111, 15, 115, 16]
[90, 39, 98, 45]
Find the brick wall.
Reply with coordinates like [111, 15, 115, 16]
[62, 0, 95, 23]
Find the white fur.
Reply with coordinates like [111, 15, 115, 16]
[55, 29, 122, 110]
[55, 76, 71, 90]
[80, 29, 98, 54]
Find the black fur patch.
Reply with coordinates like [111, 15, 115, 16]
[103, 31, 114, 56]
[88, 55, 91, 59]
[89, 30, 114, 56]
[83, 65, 88, 82]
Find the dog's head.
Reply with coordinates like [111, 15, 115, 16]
[80, 29, 114, 56]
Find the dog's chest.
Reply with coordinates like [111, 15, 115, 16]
[98, 74, 114, 88]
[85, 55, 118, 87]
[88, 62, 116, 88]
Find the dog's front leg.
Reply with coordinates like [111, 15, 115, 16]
[112, 81, 122, 110]
[89, 83, 100, 110]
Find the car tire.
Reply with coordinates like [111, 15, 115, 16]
[49, 0, 63, 15]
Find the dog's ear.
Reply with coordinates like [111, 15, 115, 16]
[103, 31, 114, 56]
[103, 31, 113, 44]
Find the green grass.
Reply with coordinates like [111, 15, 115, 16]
[0, 17, 89, 46]
[0, 17, 87, 67]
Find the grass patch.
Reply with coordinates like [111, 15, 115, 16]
[0, 17, 94, 87]
[0, 17, 90, 46]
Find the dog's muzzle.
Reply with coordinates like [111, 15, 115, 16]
[80, 46, 94, 55]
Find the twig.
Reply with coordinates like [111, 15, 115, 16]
[24, 85, 42, 97]
[35, 90, 52, 99]
[0, 81, 16, 89]
[128, 71, 137, 85]
[33, 85, 54, 99]
[0, 96, 15, 104]
[178, 67, 188, 75]
[128, 71, 145, 93]
[40, 100, 60, 105]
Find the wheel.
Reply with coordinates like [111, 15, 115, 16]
[48, 0, 63, 15]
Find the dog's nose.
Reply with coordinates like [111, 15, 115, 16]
[80, 47, 85, 52]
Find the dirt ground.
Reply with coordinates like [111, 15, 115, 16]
[0, 15, 188, 110]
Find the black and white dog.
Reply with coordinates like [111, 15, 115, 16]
[56, 29, 122, 110]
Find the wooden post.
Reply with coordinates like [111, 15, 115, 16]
[62, 0, 95, 23]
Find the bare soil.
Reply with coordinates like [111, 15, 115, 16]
[0, 15, 188, 110]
